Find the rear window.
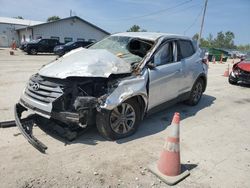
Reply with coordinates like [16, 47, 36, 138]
[177, 40, 195, 60]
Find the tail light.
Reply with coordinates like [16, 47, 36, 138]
[202, 58, 208, 65]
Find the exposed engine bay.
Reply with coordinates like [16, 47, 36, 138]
[24, 73, 134, 127]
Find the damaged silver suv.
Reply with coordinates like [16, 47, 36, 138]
[15, 32, 208, 152]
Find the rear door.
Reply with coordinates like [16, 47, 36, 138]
[177, 40, 199, 93]
[38, 39, 49, 52]
[148, 40, 183, 109]
[48, 40, 58, 52]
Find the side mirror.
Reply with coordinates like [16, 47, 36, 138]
[147, 62, 156, 69]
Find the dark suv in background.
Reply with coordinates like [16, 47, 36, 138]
[25, 39, 62, 55]
[53, 41, 93, 56]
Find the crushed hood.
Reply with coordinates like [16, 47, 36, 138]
[238, 61, 250, 72]
[39, 48, 131, 79]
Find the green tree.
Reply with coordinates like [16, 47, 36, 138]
[207, 33, 213, 47]
[192, 33, 211, 48]
[213, 31, 236, 49]
[237, 44, 250, 51]
[127, 25, 140, 32]
[127, 25, 146, 32]
[192, 33, 199, 41]
[47, 16, 60, 22]
[200, 38, 210, 48]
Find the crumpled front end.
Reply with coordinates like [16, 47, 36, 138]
[15, 70, 149, 152]
[99, 69, 149, 113]
[230, 67, 250, 84]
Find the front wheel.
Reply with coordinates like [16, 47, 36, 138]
[228, 73, 237, 85]
[96, 98, 141, 140]
[185, 79, 204, 106]
[28, 48, 37, 55]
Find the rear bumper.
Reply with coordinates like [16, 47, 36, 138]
[14, 103, 48, 153]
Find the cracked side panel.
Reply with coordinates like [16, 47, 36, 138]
[101, 69, 149, 111]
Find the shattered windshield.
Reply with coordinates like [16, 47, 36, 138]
[89, 36, 151, 64]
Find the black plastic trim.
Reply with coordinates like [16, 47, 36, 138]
[14, 103, 48, 153]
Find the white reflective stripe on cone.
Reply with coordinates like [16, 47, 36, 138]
[163, 142, 180, 152]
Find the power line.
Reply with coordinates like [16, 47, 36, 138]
[183, 8, 203, 35]
[96, 0, 193, 21]
[99, 3, 202, 24]
[159, 3, 202, 18]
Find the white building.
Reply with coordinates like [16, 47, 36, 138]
[0, 17, 43, 47]
[17, 16, 110, 44]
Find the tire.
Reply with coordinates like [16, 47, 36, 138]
[29, 48, 37, 55]
[96, 98, 141, 140]
[228, 73, 237, 85]
[59, 52, 65, 57]
[185, 78, 204, 106]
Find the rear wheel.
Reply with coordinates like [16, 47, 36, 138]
[96, 98, 141, 140]
[185, 79, 204, 106]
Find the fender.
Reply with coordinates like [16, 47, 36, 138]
[100, 70, 149, 113]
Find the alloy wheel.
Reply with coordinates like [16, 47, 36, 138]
[192, 82, 203, 103]
[110, 103, 136, 134]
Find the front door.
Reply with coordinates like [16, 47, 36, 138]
[38, 39, 48, 52]
[148, 41, 183, 110]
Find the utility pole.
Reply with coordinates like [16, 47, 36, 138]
[198, 0, 208, 45]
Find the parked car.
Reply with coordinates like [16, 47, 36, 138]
[54, 41, 93, 56]
[14, 32, 208, 152]
[19, 42, 27, 51]
[235, 51, 246, 59]
[26, 39, 62, 55]
[229, 55, 250, 85]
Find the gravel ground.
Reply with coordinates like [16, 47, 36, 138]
[0, 48, 249, 188]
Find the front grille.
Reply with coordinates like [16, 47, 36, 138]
[25, 75, 63, 104]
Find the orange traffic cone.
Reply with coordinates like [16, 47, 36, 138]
[148, 113, 190, 185]
[223, 64, 230, 77]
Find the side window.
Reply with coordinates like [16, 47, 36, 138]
[39, 40, 48, 45]
[177, 40, 195, 61]
[72, 42, 79, 47]
[49, 40, 57, 45]
[50, 36, 60, 41]
[77, 38, 85, 42]
[154, 42, 173, 66]
[64, 37, 73, 44]
[88, 39, 97, 43]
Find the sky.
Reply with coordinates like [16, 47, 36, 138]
[0, 0, 249, 45]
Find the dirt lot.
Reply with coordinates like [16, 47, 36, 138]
[0, 48, 250, 188]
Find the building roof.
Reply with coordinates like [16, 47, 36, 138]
[0, 17, 43, 26]
[17, 16, 110, 35]
[113, 32, 190, 41]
